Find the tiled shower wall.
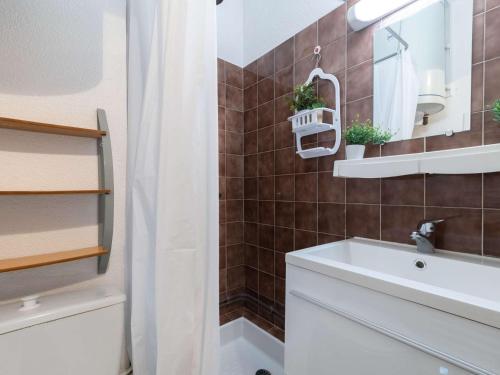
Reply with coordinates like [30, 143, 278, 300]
[218, 59, 287, 340]
[219, 0, 500, 340]
[218, 59, 246, 309]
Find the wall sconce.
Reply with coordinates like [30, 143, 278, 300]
[347, 0, 416, 31]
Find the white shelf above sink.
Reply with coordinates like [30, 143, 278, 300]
[333, 144, 500, 178]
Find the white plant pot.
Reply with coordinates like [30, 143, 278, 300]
[346, 145, 365, 160]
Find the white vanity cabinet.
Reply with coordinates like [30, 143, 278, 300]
[284, 240, 500, 375]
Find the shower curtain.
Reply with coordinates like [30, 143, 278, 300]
[127, 0, 219, 374]
[374, 49, 419, 141]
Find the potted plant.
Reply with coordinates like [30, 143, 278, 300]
[289, 83, 326, 121]
[344, 118, 374, 160]
[493, 99, 500, 123]
[344, 117, 393, 159]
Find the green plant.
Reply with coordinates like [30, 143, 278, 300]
[371, 127, 393, 145]
[493, 99, 500, 123]
[289, 83, 325, 112]
[344, 118, 374, 145]
[344, 116, 393, 145]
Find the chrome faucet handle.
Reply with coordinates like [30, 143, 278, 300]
[411, 219, 445, 254]
[416, 219, 444, 237]
[410, 231, 421, 240]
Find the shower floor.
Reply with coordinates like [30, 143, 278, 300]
[220, 317, 284, 375]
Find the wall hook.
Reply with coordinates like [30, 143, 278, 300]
[313, 45, 322, 68]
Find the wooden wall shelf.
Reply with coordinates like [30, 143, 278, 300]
[0, 116, 106, 138]
[0, 189, 111, 196]
[0, 246, 108, 273]
[0, 109, 114, 274]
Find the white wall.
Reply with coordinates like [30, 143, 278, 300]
[217, 0, 344, 67]
[0, 0, 127, 309]
[243, 0, 344, 65]
[217, 0, 244, 66]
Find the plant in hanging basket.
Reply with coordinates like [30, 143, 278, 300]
[288, 83, 326, 113]
[493, 99, 500, 123]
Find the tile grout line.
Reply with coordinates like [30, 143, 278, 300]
[423, 174, 427, 219]
[482, 10, 487, 128]
[272, 47, 276, 312]
[316, 19, 320, 247]
[292, 33, 297, 256]
[379, 178, 382, 240]
[344, 4, 348, 241]
[255, 57, 260, 314]
[481, 6, 486, 257]
[482, 173, 485, 256]
[224, 71, 229, 300]
[240, 63, 247, 298]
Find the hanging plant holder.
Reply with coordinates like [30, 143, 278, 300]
[288, 45, 342, 159]
[289, 68, 342, 159]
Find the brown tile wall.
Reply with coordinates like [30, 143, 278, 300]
[219, 0, 500, 340]
[218, 59, 247, 310]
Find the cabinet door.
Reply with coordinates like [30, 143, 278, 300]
[285, 292, 473, 375]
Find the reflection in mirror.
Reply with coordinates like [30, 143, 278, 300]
[373, 0, 473, 141]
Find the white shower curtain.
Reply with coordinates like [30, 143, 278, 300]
[374, 49, 420, 141]
[127, 0, 219, 374]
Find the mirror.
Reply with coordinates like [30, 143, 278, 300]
[373, 0, 473, 142]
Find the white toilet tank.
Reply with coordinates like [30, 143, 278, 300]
[0, 286, 126, 375]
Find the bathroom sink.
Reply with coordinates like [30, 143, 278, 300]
[286, 238, 500, 329]
[285, 238, 500, 374]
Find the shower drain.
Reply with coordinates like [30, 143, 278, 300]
[256, 370, 271, 375]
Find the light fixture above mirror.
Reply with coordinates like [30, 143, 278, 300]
[347, 0, 416, 31]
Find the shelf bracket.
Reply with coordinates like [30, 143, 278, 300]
[96, 109, 114, 274]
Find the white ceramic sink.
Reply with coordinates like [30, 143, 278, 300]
[285, 238, 500, 374]
[286, 238, 500, 329]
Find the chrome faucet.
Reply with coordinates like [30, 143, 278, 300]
[410, 219, 444, 254]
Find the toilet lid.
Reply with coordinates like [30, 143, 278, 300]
[0, 286, 125, 334]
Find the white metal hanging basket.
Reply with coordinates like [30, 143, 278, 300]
[289, 108, 336, 136]
[288, 68, 342, 159]
[290, 108, 323, 131]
